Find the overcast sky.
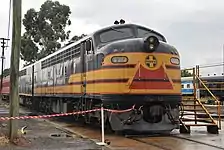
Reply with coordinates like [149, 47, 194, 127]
[0, 0, 224, 76]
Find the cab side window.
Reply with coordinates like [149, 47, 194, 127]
[181, 84, 184, 88]
[187, 84, 190, 88]
[85, 38, 94, 54]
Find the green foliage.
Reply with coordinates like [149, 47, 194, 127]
[71, 34, 87, 42]
[181, 70, 193, 77]
[21, 0, 72, 63]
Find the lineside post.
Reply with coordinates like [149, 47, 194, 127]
[96, 104, 107, 146]
[9, 0, 21, 141]
[0, 38, 10, 102]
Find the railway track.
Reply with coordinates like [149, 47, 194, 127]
[126, 134, 224, 150]
[171, 135, 224, 150]
[128, 137, 172, 150]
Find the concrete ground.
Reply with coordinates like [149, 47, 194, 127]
[0, 103, 110, 150]
[1, 102, 223, 150]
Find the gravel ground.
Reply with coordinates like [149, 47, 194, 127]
[0, 103, 110, 150]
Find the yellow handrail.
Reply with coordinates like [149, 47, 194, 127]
[195, 74, 221, 129]
[195, 98, 216, 124]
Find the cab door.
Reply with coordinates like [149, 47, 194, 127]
[80, 41, 86, 96]
[80, 39, 93, 96]
[86, 39, 94, 95]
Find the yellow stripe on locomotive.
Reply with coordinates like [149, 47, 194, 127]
[35, 53, 181, 95]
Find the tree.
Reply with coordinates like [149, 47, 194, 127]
[70, 34, 87, 42]
[181, 70, 193, 77]
[21, 0, 72, 63]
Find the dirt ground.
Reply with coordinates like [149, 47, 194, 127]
[0, 103, 110, 150]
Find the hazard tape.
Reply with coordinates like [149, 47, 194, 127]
[0, 105, 135, 121]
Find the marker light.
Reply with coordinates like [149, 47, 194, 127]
[170, 57, 180, 65]
[111, 56, 128, 63]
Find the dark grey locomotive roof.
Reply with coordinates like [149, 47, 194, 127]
[93, 23, 167, 42]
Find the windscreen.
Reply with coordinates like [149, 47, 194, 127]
[99, 27, 134, 43]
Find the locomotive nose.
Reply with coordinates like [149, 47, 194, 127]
[143, 36, 160, 52]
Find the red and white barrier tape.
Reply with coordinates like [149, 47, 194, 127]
[0, 105, 135, 121]
[103, 105, 135, 113]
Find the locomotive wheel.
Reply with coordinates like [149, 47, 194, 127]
[45, 100, 52, 115]
[79, 115, 88, 125]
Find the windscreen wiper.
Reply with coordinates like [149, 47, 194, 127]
[110, 27, 125, 33]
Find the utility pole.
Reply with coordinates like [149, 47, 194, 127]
[0, 38, 10, 102]
[9, 0, 21, 141]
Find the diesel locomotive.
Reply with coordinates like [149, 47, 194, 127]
[1, 21, 181, 133]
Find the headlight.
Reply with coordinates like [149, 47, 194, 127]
[170, 57, 180, 65]
[149, 44, 154, 50]
[144, 36, 160, 52]
[111, 56, 128, 63]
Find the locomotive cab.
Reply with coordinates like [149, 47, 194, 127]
[93, 23, 167, 50]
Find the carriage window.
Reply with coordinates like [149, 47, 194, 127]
[181, 84, 184, 88]
[221, 84, 224, 88]
[99, 27, 133, 43]
[187, 84, 190, 88]
[217, 83, 221, 88]
[137, 28, 165, 42]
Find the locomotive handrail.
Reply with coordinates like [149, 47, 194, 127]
[195, 74, 221, 129]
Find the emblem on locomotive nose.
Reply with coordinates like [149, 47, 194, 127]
[145, 55, 157, 68]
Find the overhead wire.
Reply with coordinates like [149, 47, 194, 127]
[182, 62, 224, 70]
[199, 63, 224, 68]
